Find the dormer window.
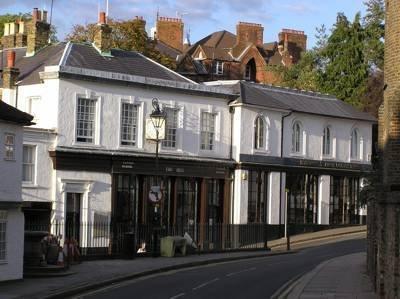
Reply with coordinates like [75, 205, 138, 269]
[244, 64, 251, 80]
[215, 61, 224, 75]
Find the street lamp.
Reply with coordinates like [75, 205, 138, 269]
[149, 98, 166, 257]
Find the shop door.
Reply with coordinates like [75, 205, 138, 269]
[176, 178, 198, 237]
[66, 193, 81, 242]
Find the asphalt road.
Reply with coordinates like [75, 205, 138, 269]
[78, 239, 365, 299]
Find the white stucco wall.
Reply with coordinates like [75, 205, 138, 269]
[56, 79, 232, 160]
[53, 170, 112, 222]
[233, 169, 249, 224]
[268, 172, 282, 224]
[0, 122, 23, 203]
[0, 209, 24, 281]
[22, 129, 56, 204]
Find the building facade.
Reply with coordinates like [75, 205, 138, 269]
[0, 99, 33, 281]
[205, 81, 375, 227]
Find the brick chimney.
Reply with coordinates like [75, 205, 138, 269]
[236, 22, 264, 46]
[278, 29, 307, 64]
[93, 11, 112, 55]
[155, 16, 184, 51]
[26, 8, 50, 56]
[132, 16, 146, 33]
[2, 50, 19, 89]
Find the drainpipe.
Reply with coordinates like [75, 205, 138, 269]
[279, 111, 292, 237]
[229, 105, 235, 224]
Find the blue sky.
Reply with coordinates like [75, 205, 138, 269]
[1, 0, 367, 48]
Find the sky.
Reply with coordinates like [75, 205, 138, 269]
[0, 0, 367, 48]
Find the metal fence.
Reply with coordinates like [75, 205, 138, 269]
[25, 221, 269, 259]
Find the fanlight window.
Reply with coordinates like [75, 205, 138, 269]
[323, 126, 331, 156]
[351, 129, 360, 160]
[292, 122, 302, 154]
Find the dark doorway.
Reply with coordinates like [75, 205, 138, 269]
[244, 58, 257, 82]
[66, 193, 81, 242]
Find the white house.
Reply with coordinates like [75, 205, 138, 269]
[0, 100, 33, 281]
[205, 81, 375, 227]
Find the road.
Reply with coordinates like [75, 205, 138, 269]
[77, 239, 365, 299]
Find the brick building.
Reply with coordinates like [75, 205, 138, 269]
[367, 0, 400, 298]
[148, 16, 306, 84]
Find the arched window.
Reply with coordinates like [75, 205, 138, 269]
[351, 129, 360, 159]
[254, 116, 265, 149]
[323, 126, 331, 156]
[292, 121, 302, 154]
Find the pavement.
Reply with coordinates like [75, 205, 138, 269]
[280, 252, 377, 299]
[0, 225, 371, 299]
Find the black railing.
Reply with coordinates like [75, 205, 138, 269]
[24, 221, 363, 259]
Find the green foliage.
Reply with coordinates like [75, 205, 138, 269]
[273, 0, 385, 115]
[66, 19, 176, 69]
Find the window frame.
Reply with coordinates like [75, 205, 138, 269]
[322, 126, 332, 157]
[75, 97, 98, 144]
[0, 210, 7, 262]
[254, 116, 265, 150]
[27, 96, 41, 123]
[200, 111, 216, 151]
[120, 101, 139, 147]
[22, 144, 37, 184]
[162, 107, 179, 149]
[244, 64, 251, 80]
[291, 121, 303, 154]
[4, 133, 15, 161]
[350, 128, 360, 160]
[215, 61, 224, 75]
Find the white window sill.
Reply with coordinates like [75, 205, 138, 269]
[321, 155, 335, 161]
[350, 158, 362, 163]
[0, 260, 7, 265]
[117, 145, 141, 151]
[72, 142, 104, 149]
[253, 149, 271, 155]
[22, 183, 38, 189]
[3, 159, 16, 162]
[289, 152, 306, 158]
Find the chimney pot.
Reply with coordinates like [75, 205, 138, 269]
[99, 11, 106, 24]
[42, 10, 48, 23]
[7, 50, 16, 68]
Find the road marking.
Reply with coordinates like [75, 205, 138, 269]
[193, 278, 220, 290]
[226, 267, 257, 277]
[169, 293, 186, 299]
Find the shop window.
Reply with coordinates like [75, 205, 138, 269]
[330, 176, 360, 224]
[322, 126, 331, 156]
[114, 174, 137, 223]
[207, 179, 222, 225]
[200, 112, 215, 150]
[76, 98, 97, 143]
[120, 102, 138, 146]
[254, 116, 265, 150]
[4, 133, 15, 161]
[0, 211, 6, 261]
[162, 108, 179, 149]
[22, 145, 36, 184]
[247, 171, 268, 223]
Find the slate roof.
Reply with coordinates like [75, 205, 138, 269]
[0, 101, 34, 125]
[239, 82, 376, 122]
[0, 42, 192, 86]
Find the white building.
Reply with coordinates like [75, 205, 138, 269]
[206, 81, 375, 227]
[0, 9, 375, 255]
[0, 100, 34, 281]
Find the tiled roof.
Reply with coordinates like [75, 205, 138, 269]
[239, 82, 376, 122]
[0, 42, 193, 86]
[0, 101, 33, 125]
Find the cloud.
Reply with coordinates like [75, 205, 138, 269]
[280, 2, 317, 15]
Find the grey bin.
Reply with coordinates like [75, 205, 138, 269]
[123, 232, 136, 259]
[160, 236, 187, 257]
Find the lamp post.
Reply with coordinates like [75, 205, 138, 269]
[149, 98, 166, 257]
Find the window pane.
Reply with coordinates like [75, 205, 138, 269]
[120, 103, 138, 146]
[162, 108, 178, 148]
[0, 211, 7, 261]
[76, 98, 96, 143]
[200, 112, 215, 150]
[4, 134, 15, 160]
[23, 145, 36, 183]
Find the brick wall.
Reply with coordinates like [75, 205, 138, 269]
[156, 17, 183, 51]
[236, 22, 263, 46]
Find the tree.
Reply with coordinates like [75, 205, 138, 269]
[363, 0, 385, 70]
[66, 18, 176, 69]
[318, 13, 369, 108]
